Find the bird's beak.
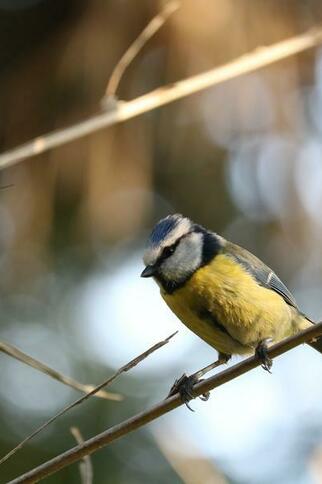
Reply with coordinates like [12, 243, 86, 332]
[141, 265, 157, 278]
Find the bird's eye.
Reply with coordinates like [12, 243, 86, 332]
[163, 245, 175, 258]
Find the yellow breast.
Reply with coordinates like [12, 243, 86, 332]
[161, 254, 304, 355]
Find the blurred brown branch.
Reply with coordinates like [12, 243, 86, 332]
[1, 26, 322, 169]
[0, 331, 177, 468]
[153, 423, 228, 484]
[70, 427, 93, 484]
[0, 340, 120, 401]
[8, 322, 322, 484]
[104, 0, 180, 100]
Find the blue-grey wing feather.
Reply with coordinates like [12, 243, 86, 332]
[225, 241, 299, 310]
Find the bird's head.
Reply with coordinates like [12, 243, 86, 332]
[141, 214, 222, 292]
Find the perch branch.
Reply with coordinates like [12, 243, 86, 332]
[1, 27, 322, 169]
[8, 322, 322, 484]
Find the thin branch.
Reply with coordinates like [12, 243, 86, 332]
[8, 322, 322, 484]
[1, 26, 322, 169]
[70, 427, 93, 484]
[0, 331, 177, 467]
[104, 0, 180, 99]
[0, 340, 120, 401]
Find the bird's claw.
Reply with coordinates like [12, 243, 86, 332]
[199, 391, 210, 401]
[256, 340, 273, 373]
[168, 374, 196, 411]
[168, 374, 209, 410]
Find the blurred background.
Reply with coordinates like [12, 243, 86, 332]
[1, 0, 322, 482]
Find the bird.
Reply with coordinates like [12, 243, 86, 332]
[141, 214, 322, 405]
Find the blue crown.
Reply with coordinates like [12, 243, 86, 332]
[149, 214, 183, 246]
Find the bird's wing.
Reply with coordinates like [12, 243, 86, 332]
[225, 241, 299, 310]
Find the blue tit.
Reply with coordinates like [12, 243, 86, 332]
[141, 214, 322, 385]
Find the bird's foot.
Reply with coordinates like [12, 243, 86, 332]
[168, 354, 231, 410]
[167, 374, 209, 411]
[255, 339, 273, 373]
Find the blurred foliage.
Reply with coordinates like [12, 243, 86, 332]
[1, 0, 322, 482]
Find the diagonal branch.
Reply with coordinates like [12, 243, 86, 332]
[0, 331, 177, 467]
[104, 0, 180, 99]
[0, 340, 120, 401]
[8, 322, 322, 484]
[1, 26, 322, 169]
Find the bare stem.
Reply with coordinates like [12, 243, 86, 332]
[0, 340, 120, 401]
[8, 322, 322, 484]
[104, 0, 180, 98]
[1, 27, 322, 169]
[70, 427, 93, 484]
[0, 332, 177, 468]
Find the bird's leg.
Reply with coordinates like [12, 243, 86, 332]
[191, 353, 231, 402]
[255, 338, 273, 373]
[167, 353, 231, 410]
[191, 353, 231, 381]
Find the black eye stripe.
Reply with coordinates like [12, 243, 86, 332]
[158, 238, 181, 263]
[157, 231, 195, 265]
[162, 246, 175, 257]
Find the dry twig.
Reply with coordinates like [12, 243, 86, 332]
[70, 427, 93, 484]
[0, 331, 177, 468]
[8, 322, 322, 484]
[104, 0, 180, 100]
[0, 340, 119, 401]
[1, 27, 322, 169]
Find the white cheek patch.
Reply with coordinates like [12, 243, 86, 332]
[161, 232, 203, 282]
